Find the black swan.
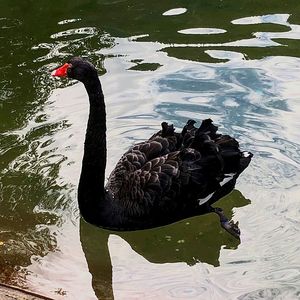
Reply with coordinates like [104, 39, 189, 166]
[52, 57, 252, 239]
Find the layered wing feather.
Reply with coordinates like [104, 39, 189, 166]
[106, 119, 252, 223]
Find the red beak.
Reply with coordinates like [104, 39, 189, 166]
[51, 63, 70, 77]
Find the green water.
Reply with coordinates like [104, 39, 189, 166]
[1, 1, 300, 299]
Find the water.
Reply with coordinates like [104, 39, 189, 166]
[1, 1, 300, 299]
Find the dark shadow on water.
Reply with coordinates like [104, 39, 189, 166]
[80, 189, 250, 300]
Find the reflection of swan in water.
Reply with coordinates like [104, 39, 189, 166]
[80, 190, 250, 299]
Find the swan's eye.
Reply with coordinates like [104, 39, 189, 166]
[67, 65, 72, 76]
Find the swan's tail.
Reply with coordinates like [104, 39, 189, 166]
[181, 119, 253, 175]
[151, 119, 253, 176]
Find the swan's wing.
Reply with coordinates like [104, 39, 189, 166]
[105, 136, 176, 196]
[148, 122, 183, 153]
[106, 118, 252, 219]
[106, 136, 179, 193]
[107, 144, 225, 218]
[110, 149, 203, 215]
[106, 119, 198, 196]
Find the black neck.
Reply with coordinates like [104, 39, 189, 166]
[78, 76, 107, 222]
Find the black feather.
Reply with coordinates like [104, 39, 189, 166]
[59, 57, 253, 231]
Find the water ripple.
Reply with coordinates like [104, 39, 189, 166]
[162, 8, 187, 16]
[57, 19, 81, 25]
[50, 27, 97, 39]
[178, 28, 226, 35]
[232, 14, 290, 26]
[238, 286, 300, 300]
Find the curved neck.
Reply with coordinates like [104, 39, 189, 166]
[78, 76, 107, 221]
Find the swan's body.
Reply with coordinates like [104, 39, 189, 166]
[52, 57, 252, 238]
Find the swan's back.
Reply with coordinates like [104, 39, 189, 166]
[106, 119, 252, 229]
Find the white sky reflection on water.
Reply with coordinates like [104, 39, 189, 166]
[232, 14, 290, 25]
[178, 28, 227, 35]
[162, 8, 187, 16]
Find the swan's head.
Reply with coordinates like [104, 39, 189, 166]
[52, 57, 98, 83]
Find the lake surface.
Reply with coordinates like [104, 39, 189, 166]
[1, 1, 300, 299]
